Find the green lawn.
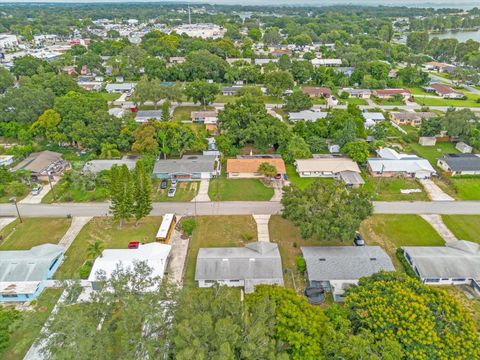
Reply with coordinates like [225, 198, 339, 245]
[0, 218, 71, 250]
[449, 177, 480, 200]
[42, 181, 109, 203]
[213, 94, 238, 104]
[285, 164, 333, 190]
[442, 215, 480, 243]
[2, 288, 63, 360]
[208, 177, 274, 201]
[172, 105, 214, 122]
[372, 97, 404, 106]
[408, 87, 433, 96]
[414, 93, 480, 107]
[55, 216, 161, 279]
[101, 92, 121, 102]
[0, 184, 30, 204]
[152, 180, 199, 202]
[184, 215, 258, 285]
[346, 98, 368, 105]
[407, 141, 459, 165]
[363, 175, 429, 201]
[269, 215, 345, 291]
[262, 95, 284, 104]
[311, 98, 327, 105]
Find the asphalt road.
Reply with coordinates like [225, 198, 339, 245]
[2, 200, 480, 218]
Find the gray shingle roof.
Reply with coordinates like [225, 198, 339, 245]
[301, 246, 395, 281]
[153, 155, 216, 175]
[403, 241, 480, 280]
[195, 242, 283, 281]
[12, 151, 62, 173]
[83, 158, 138, 174]
[440, 154, 480, 171]
[0, 244, 64, 282]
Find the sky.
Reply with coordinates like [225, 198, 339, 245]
[0, 0, 479, 7]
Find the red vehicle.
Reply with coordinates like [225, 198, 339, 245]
[128, 241, 140, 249]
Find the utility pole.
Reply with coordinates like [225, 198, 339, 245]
[188, 4, 192, 25]
[9, 197, 22, 223]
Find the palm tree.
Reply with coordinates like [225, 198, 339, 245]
[87, 240, 104, 259]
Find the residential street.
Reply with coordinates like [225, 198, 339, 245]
[2, 200, 480, 217]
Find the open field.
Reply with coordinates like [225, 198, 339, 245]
[449, 177, 480, 200]
[345, 97, 368, 106]
[2, 288, 63, 360]
[152, 180, 199, 202]
[55, 217, 161, 279]
[364, 175, 429, 201]
[184, 216, 258, 285]
[407, 141, 459, 165]
[0, 218, 71, 250]
[208, 177, 273, 201]
[42, 181, 109, 203]
[414, 93, 480, 107]
[442, 215, 480, 243]
[360, 214, 444, 270]
[269, 215, 346, 291]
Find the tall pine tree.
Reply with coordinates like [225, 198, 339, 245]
[133, 160, 153, 225]
[109, 164, 134, 227]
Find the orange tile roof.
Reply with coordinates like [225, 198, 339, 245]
[226, 158, 286, 174]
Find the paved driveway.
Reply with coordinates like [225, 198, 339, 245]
[191, 179, 210, 202]
[19, 182, 56, 204]
[419, 179, 454, 201]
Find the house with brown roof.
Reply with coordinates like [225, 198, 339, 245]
[424, 61, 456, 73]
[373, 88, 411, 99]
[425, 83, 464, 99]
[301, 87, 332, 98]
[389, 111, 437, 127]
[12, 150, 69, 181]
[226, 158, 286, 179]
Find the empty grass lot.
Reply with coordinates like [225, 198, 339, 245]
[55, 216, 162, 279]
[363, 176, 429, 201]
[414, 93, 480, 107]
[2, 288, 63, 360]
[449, 177, 480, 200]
[269, 215, 346, 291]
[172, 105, 214, 122]
[0, 218, 71, 250]
[442, 215, 480, 243]
[152, 180, 199, 202]
[360, 215, 444, 270]
[208, 177, 274, 201]
[42, 181, 109, 203]
[184, 216, 258, 285]
[345, 98, 368, 106]
[407, 141, 459, 166]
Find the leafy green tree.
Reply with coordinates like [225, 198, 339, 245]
[87, 240, 104, 260]
[341, 141, 370, 164]
[182, 50, 228, 82]
[247, 27, 262, 41]
[161, 100, 171, 122]
[258, 162, 277, 183]
[133, 160, 152, 225]
[132, 123, 159, 154]
[334, 118, 357, 147]
[264, 70, 294, 97]
[285, 91, 313, 112]
[99, 143, 121, 159]
[282, 180, 373, 241]
[11, 55, 52, 78]
[345, 272, 480, 359]
[419, 117, 443, 137]
[0, 67, 14, 94]
[109, 164, 134, 227]
[184, 80, 219, 109]
[442, 108, 474, 138]
[263, 27, 282, 45]
[0, 307, 20, 355]
[291, 60, 313, 83]
[406, 31, 429, 53]
[280, 134, 312, 163]
[397, 66, 429, 87]
[30, 109, 65, 143]
[131, 76, 154, 106]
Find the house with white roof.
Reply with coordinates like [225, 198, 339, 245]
[362, 112, 385, 128]
[367, 147, 436, 179]
[402, 241, 480, 286]
[105, 82, 136, 94]
[88, 243, 171, 285]
[0, 244, 64, 302]
[195, 242, 284, 293]
[302, 246, 395, 301]
[288, 110, 328, 122]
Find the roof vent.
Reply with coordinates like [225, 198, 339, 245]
[319, 258, 326, 261]
[370, 258, 377, 261]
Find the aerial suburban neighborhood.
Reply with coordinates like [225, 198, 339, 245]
[0, 1, 480, 359]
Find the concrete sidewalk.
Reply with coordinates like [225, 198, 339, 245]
[253, 214, 271, 242]
[191, 179, 210, 202]
[0, 217, 16, 232]
[421, 214, 458, 243]
[420, 179, 454, 201]
[58, 217, 93, 250]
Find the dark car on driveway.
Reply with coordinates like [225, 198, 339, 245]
[160, 179, 168, 189]
[354, 232, 365, 246]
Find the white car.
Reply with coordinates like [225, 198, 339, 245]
[31, 185, 43, 196]
[170, 179, 178, 188]
[167, 188, 177, 198]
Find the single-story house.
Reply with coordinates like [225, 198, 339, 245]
[0, 244, 64, 302]
[83, 156, 138, 174]
[195, 242, 284, 294]
[226, 158, 286, 178]
[153, 155, 218, 180]
[362, 112, 385, 128]
[0, 155, 14, 167]
[288, 110, 328, 122]
[191, 110, 218, 124]
[108, 107, 126, 118]
[419, 136, 437, 146]
[221, 86, 242, 96]
[424, 61, 456, 73]
[389, 111, 437, 127]
[294, 157, 364, 187]
[77, 81, 103, 91]
[426, 83, 464, 99]
[12, 150, 69, 181]
[437, 154, 480, 175]
[105, 82, 136, 94]
[254, 58, 279, 66]
[402, 240, 479, 285]
[372, 88, 411, 99]
[302, 246, 395, 301]
[343, 88, 371, 99]
[271, 49, 292, 57]
[302, 87, 332, 98]
[311, 58, 342, 67]
[456, 141, 473, 154]
[88, 243, 171, 285]
[367, 148, 436, 179]
[135, 110, 162, 123]
[169, 56, 185, 64]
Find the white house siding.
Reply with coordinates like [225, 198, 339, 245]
[298, 171, 339, 178]
[227, 172, 262, 179]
